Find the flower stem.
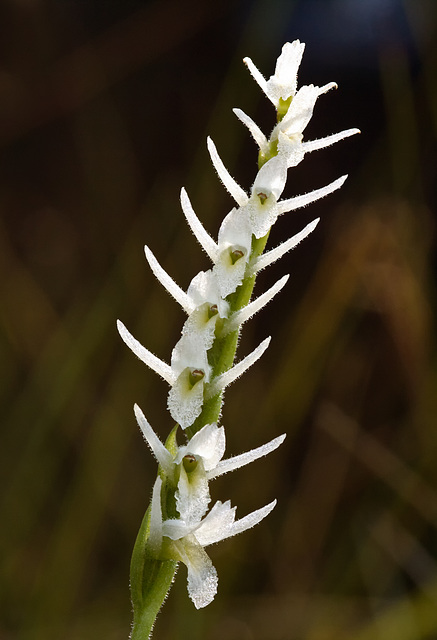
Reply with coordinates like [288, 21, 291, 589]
[130, 559, 178, 640]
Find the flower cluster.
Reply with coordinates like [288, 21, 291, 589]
[119, 41, 358, 610]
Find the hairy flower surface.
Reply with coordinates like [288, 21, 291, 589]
[118, 320, 270, 429]
[149, 476, 276, 608]
[243, 40, 305, 108]
[236, 41, 359, 170]
[134, 404, 285, 524]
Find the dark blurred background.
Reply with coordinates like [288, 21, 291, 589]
[1, 0, 436, 638]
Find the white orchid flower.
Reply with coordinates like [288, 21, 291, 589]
[234, 88, 359, 170]
[207, 134, 348, 240]
[180, 185, 251, 298]
[243, 154, 288, 239]
[134, 404, 285, 525]
[167, 331, 212, 429]
[274, 84, 360, 168]
[117, 320, 271, 429]
[213, 206, 253, 297]
[207, 137, 288, 239]
[243, 40, 305, 108]
[144, 245, 229, 319]
[149, 476, 277, 608]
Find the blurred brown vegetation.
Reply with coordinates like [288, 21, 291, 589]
[1, 0, 436, 638]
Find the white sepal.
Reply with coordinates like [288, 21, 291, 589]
[277, 175, 347, 215]
[302, 128, 360, 154]
[207, 137, 248, 207]
[233, 107, 269, 154]
[134, 404, 174, 477]
[206, 337, 271, 399]
[251, 218, 319, 274]
[223, 274, 289, 335]
[208, 433, 286, 479]
[144, 245, 193, 313]
[195, 498, 276, 547]
[117, 320, 176, 385]
[180, 188, 219, 262]
[222, 499, 276, 540]
[243, 55, 269, 98]
[148, 476, 163, 556]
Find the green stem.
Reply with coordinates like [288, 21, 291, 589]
[130, 559, 178, 640]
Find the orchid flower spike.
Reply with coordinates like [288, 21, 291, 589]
[118, 38, 358, 625]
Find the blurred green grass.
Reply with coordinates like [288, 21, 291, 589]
[1, 0, 436, 638]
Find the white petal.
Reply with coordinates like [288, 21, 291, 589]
[243, 56, 270, 102]
[181, 306, 217, 352]
[186, 270, 229, 318]
[277, 84, 321, 136]
[233, 108, 269, 154]
[170, 331, 210, 378]
[176, 464, 210, 525]
[117, 320, 176, 385]
[245, 199, 280, 239]
[182, 423, 226, 470]
[148, 476, 163, 555]
[207, 137, 248, 207]
[267, 40, 305, 102]
[196, 499, 276, 546]
[181, 306, 217, 353]
[302, 128, 360, 154]
[278, 175, 347, 215]
[217, 207, 252, 251]
[134, 404, 174, 476]
[277, 131, 306, 168]
[251, 218, 319, 274]
[168, 370, 205, 430]
[144, 245, 193, 314]
[162, 518, 192, 540]
[223, 275, 289, 334]
[252, 155, 287, 201]
[213, 245, 249, 299]
[180, 188, 218, 262]
[207, 337, 271, 399]
[180, 538, 218, 609]
[194, 500, 236, 546]
[209, 433, 286, 479]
